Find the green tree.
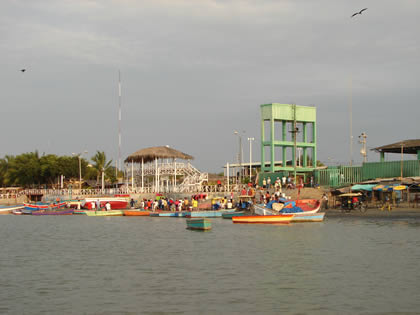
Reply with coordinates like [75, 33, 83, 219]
[91, 151, 113, 185]
[7, 152, 42, 187]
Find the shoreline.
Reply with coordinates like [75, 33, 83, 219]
[325, 207, 420, 218]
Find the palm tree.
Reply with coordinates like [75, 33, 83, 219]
[91, 151, 113, 187]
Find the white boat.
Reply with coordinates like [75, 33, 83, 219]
[0, 205, 24, 215]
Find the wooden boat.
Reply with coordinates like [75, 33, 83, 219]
[85, 210, 123, 216]
[232, 215, 293, 224]
[186, 218, 212, 230]
[0, 205, 24, 214]
[31, 209, 74, 215]
[123, 210, 150, 216]
[290, 212, 325, 222]
[254, 199, 321, 216]
[24, 202, 67, 211]
[184, 210, 235, 218]
[82, 198, 128, 210]
[73, 209, 87, 215]
[222, 211, 247, 219]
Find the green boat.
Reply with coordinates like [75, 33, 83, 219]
[221, 211, 246, 219]
[85, 210, 123, 216]
[186, 218, 212, 231]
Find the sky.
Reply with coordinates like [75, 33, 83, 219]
[1, 0, 419, 173]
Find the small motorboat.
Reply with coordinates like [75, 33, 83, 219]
[186, 218, 212, 230]
[232, 215, 293, 224]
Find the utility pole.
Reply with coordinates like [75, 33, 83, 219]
[234, 131, 243, 184]
[248, 137, 254, 179]
[401, 142, 404, 182]
[289, 104, 299, 185]
[72, 151, 88, 190]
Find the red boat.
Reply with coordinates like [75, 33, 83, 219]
[82, 198, 128, 210]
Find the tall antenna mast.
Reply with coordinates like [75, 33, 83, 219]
[118, 70, 122, 171]
[349, 76, 353, 166]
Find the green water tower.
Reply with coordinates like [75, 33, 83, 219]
[260, 103, 317, 176]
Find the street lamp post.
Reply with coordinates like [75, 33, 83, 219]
[72, 151, 88, 190]
[247, 137, 254, 179]
[102, 167, 105, 193]
[234, 131, 244, 183]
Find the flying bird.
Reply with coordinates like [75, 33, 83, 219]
[351, 8, 368, 18]
[20, 69, 26, 72]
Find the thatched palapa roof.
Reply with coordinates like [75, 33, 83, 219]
[125, 146, 194, 163]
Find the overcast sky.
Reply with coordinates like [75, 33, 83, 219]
[1, 0, 419, 172]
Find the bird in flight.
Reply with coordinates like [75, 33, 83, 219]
[351, 8, 367, 18]
[20, 69, 26, 72]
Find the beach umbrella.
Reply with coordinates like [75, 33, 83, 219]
[392, 185, 407, 191]
[373, 185, 385, 191]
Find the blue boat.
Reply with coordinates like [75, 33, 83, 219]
[222, 211, 247, 219]
[185, 210, 236, 218]
[149, 212, 185, 217]
[186, 218, 212, 231]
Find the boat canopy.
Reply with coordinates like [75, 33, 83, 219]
[351, 184, 376, 191]
[373, 184, 407, 191]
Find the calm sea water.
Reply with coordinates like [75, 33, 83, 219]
[1, 215, 420, 314]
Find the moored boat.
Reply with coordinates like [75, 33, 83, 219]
[222, 211, 247, 219]
[123, 210, 151, 216]
[31, 209, 74, 215]
[73, 209, 87, 215]
[186, 218, 212, 230]
[254, 199, 321, 216]
[232, 215, 293, 224]
[0, 205, 24, 214]
[85, 210, 124, 216]
[184, 210, 233, 218]
[24, 202, 67, 211]
[289, 212, 325, 222]
[82, 198, 128, 210]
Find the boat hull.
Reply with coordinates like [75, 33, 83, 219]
[232, 215, 293, 224]
[31, 209, 74, 215]
[85, 210, 123, 216]
[123, 210, 151, 216]
[254, 200, 321, 216]
[222, 211, 246, 219]
[24, 202, 67, 211]
[0, 205, 24, 214]
[289, 212, 325, 222]
[82, 198, 128, 210]
[184, 210, 233, 218]
[186, 218, 212, 230]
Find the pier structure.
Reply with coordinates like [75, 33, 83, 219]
[125, 146, 208, 193]
[260, 103, 317, 182]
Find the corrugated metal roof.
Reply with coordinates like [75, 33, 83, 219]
[372, 139, 420, 154]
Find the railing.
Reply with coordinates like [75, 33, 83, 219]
[315, 160, 420, 188]
[15, 184, 247, 198]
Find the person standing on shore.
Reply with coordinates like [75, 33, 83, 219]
[105, 202, 111, 211]
[267, 177, 271, 189]
[322, 193, 329, 210]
